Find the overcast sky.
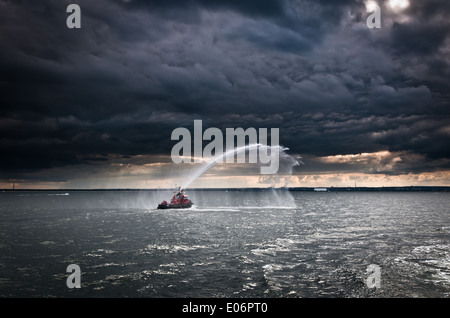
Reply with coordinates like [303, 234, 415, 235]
[1, 0, 450, 189]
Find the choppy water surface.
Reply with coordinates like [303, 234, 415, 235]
[0, 190, 449, 297]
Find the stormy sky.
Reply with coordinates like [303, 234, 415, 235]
[1, 0, 450, 189]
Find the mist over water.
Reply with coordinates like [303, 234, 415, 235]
[188, 188, 298, 209]
[176, 144, 301, 209]
[172, 143, 301, 209]
[181, 144, 300, 190]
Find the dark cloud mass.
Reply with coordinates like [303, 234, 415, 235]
[0, 0, 449, 186]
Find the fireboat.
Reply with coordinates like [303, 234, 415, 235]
[157, 187, 193, 209]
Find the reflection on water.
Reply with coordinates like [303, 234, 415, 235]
[0, 191, 449, 297]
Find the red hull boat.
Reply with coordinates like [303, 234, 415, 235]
[157, 187, 193, 209]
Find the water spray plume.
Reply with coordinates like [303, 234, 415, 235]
[181, 143, 301, 189]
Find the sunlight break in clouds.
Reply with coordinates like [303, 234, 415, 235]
[388, 0, 410, 11]
[318, 151, 403, 170]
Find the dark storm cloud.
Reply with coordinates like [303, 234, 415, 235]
[0, 0, 449, 184]
[113, 0, 285, 18]
[389, 21, 448, 56]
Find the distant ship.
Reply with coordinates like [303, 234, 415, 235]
[157, 187, 193, 209]
[314, 187, 329, 192]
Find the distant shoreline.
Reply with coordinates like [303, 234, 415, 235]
[2, 186, 450, 192]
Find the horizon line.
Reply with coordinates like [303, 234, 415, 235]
[2, 186, 450, 192]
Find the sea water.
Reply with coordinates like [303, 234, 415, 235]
[0, 190, 449, 297]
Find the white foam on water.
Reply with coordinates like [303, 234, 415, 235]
[392, 242, 450, 293]
[251, 238, 300, 256]
[412, 243, 450, 287]
[142, 243, 209, 254]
